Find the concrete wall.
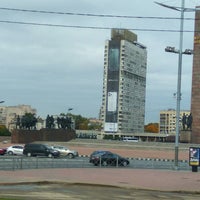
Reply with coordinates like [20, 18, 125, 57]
[11, 129, 76, 144]
[180, 131, 191, 143]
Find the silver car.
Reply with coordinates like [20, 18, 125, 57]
[52, 145, 78, 158]
[6, 145, 24, 155]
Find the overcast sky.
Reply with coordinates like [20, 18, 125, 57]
[0, 0, 199, 123]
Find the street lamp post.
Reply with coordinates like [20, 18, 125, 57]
[156, 0, 200, 169]
[165, 46, 193, 169]
[176, 2, 185, 169]
[156, 0, 185, 170]
[68, 108, 73, 113]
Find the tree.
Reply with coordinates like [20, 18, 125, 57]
[70, 115, 102, 130]
[144, 123, 159, 133]
[0, 125, 11, 136]
[88, 120, 102, 130]
[73, 115, 89, 130]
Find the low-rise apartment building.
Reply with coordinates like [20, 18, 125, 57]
[159, 109, 190, 134]
[0, 105, 37, 131]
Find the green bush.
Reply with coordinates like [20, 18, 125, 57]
[0, 125, 11, 136]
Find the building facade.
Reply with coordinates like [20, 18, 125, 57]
[0, 105, 37, 130]
[101, 29, 147, 135]
[159, 109, 190, 134]
[191, 6, 200, 143]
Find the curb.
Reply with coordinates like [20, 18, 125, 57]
[78, 155, 188, 163]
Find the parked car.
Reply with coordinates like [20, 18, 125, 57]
[89, 150, 111, 163]
[23, 143, 60, 158]
[90, 151, 129, 167]
[51, 145, 78, 158]
[6, 145, 24, 155]
[0, 147, 7, 155]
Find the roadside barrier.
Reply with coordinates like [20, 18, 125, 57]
[0, 155, 190, 171]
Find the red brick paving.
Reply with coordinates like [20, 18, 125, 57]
[69, 146, 188, 160]
[0, 141, 189, 160]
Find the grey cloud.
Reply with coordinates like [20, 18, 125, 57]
[0, 0, 198, 121]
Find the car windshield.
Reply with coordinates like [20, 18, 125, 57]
[113, 154, 121, 158]
[93, 152, 106, 157]
[45, 145, 53, 150]
[102, 153, 121, 158]
[91, 151, 110, 156]
[54, 146, 68, 150]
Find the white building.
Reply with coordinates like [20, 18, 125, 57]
[159, 109, 191, 134]
[101, 29, 147, 135]
[0, 105, 37, 130]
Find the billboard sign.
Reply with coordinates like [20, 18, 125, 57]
[104, 122, 118, 132]
[189, 147, 200, 166]
[107, 92, 117, 112]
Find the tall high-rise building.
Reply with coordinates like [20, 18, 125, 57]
[100, 29, 147, 135]
[191, 6, 200, 143]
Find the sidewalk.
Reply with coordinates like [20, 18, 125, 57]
[0, 168, 200, 192]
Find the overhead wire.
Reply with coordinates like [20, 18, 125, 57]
[0, 19, 195, 32]
[0, 6, 197, 32]
[0, 6, 195, 20]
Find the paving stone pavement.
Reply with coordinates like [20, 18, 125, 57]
[0, 168, 200, 199]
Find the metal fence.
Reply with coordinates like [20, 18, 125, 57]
[0, 156, 88, 170]
[0, 156, 191, 171]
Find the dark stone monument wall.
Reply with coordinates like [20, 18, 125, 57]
[191, 7, 200, 144]
[11, 129, 76, 144]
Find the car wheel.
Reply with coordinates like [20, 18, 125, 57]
[122, 161, 128, 167]
[102, 161, 108, 166]
[8, 151, 13, 155]
[68, 153, 73, 159]
[48, 153, 53, 158]
[27, 152, 32, 157]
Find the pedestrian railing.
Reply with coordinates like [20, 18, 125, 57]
[0, 155, 191, 171]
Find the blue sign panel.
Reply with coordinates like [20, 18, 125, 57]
[189, 147, 200, 166]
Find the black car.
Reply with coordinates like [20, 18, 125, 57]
[23, 143, 60, 158]
[91, 152, 129, 167]
[89, 150, 111, 163]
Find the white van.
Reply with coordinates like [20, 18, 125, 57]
[122, 137, 139, 142]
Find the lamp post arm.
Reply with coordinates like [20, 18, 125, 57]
[154, 1, 181, 11]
